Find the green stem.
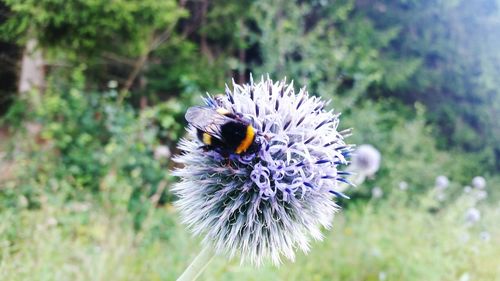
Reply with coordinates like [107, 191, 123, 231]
[176, 246, 215, 281]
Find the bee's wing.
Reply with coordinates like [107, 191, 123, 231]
[185, 106, 231, 139]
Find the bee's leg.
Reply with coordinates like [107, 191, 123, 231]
[223, 159, 237, 172]
[217, 149, 236, 170]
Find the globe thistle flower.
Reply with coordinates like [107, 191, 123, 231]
[464, 207, 481, 225]
[370, 247, 382, 257]
[435, 175, 450, 190]
[463, 186, 472, 194]
[436, 192, 446, 202]
[352, 144, 381, 177]
[154, 145, 171, 160]
[479, 231, 491, 242]
[398, 181, 408, 191]
[173, 76, 352, 265]
[371, 186, 383, 199]
[458, 232, 470, 243]
[473, 190, 488, 202]
[472, 176, 486, 189]
[107, 80, 118, 89]
[378, 271, 388, 281]
[45, 217, 58, 227]
[459, 272, 471, 281]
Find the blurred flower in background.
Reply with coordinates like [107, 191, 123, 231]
[372, 186, 383, 199]
[352, 144, 381, 178]
[459, 272, 470, 281]
[436, 193, 446, 202]
[18, 195, 29, 208]
[464, 208, 481, 225]
[68, 201, 91, 213]
[472, 176, 486, 189]
[434, 175, 450, 202]
[480, 231, 491, 242]
[46, 217, 58, 227]
[399, 181, 408, 191]
[25, 122, 43, 136]
[107, 80, 118, 89]
[435, 175, 450, 190]
[474, 190, 488, 202]
[153, 145, 171, 161]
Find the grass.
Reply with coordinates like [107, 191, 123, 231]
[0, 188, 498, 281]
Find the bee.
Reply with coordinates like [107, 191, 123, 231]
[185, 106, 260, 156]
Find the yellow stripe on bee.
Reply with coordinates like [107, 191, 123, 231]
[216, 108, 231, 115]
[235, 125, 255, 154]
[202, 133, 212, 145]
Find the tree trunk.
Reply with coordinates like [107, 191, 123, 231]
[18, 39, 45, 94]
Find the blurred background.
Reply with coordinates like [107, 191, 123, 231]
[0, 0, 499, 280]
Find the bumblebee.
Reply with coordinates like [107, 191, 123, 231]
[185, 106, 260, 155]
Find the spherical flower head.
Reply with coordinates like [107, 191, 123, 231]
[463, 186, 472, 193]
[154, 145, 171, 160]
[459, 273, 471, 281]
[398, 181, 408, 191]
[464, 207, 481, 225]
[352, 144, 381, 177]
[474, 190, 488, 201]
[172, 76, 352, 265]
[480, 231, 491, 242]
[435, 175, 450, 190]
[472, 176, 486, 189]
[436, 192, 446, 202]
[371, 186, 383, 199]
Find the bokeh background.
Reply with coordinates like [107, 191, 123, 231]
[0, 0, 499, 280]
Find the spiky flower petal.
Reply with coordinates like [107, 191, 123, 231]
[173, 76, 352, 265]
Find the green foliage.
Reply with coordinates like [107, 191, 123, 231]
[0, 72, 177, 230]
[0, 0, 187, 56]
[3, 0, 497, 172]
[144, 39, 226, 102]
[358, 0, 500, 169]
[1, 0, 499, 278]
[344, 101, 494, 197]
[0, 182, 498, 280]
[249, 0, 415, 110]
